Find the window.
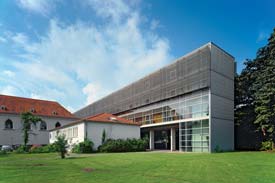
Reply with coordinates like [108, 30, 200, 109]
[68, 128, 72, 138]
[55, 122, 61, 128]
[40, 121, 47, 131]
[73, 127, 78, 138]
[5, 119, 13, 129]
[179, 120, 209, 152]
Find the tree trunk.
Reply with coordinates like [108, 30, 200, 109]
[23, 129, 29, 151]
[61, 152, 65, 159]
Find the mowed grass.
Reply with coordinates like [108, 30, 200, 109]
[0, 152, 275, 183]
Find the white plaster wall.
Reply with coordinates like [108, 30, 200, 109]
[49, 123, 85, 150]
[86, 122, 140, 150]
[0, 113, 75, 145]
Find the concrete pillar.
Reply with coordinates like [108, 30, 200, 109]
[170, 127, 176, 151]
[149, 130, 154, 150]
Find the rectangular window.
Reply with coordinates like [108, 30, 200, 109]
[179, 119, 209, 152]
[73, 127, 78, 138]
[119, 90, 209, 125]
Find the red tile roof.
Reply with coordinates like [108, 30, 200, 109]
[0, 94, 76, 118]
[85, 113, 137, 125]
[50, 113, 138, 131]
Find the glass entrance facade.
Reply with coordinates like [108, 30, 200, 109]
[179, 119, 209, 152]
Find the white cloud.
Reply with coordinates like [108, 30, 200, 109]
[30, 93, 56, 101]
[16, 0, 55, 15]
[150, 19, 160, 30]
[11, 33, 28, 45]
[4, 0, 173, 110]
[86, 0, 131, 23]
[0, 85, 18, 96]
[82, 83, 110, 105]
[3, 70, 15, 77]
[30, 93, 43, 99]
[0, 36, 7, 43]
[66, 105, 76, 113]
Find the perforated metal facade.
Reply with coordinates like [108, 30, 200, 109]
[75, 44, 211, 118]
[74, 42, 235, 153]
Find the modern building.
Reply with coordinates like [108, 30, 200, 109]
[49, 113, 140, 150]
[0, 95, 77, 145]
[75, 42, 235, 153]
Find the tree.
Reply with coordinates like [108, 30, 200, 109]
[55, 135, 68, 159]
[253, 28, 275, 147]
[21, 112, 42, 151]
[236, 28, 275, 149]
[101, 129, 106, 144]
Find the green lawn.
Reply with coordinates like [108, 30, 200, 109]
[0, 152, 274, 183]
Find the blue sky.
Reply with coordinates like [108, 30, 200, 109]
[0, 0, 274, 112]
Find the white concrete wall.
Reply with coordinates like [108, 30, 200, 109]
[49, 123, 85, 150]
[210, 44, 235, 152]
[0, 113, 75, 145]
[86, 122, 140, 150]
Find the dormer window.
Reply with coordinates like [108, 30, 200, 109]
[1, 105, 7, 111]
[30, 108, 36, 113]
[52, 111, 58, 115]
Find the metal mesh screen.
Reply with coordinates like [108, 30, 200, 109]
[75, 45, 211, 118]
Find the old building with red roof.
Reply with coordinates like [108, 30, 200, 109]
[0, 94, 78, 146]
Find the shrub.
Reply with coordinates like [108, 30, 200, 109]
[29, 145, 42, 153]
[260, 141, 274, 151]
[15, 145, 28, 153]
[44, 143, 58, 152]
[0, 150, 7, 155]
[214, 145, 223, 153]
[99, 138, 148, 153]
[29, 144, 58, 153]
[72, 138, 94, 153]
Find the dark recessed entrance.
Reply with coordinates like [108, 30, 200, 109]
[154, 130, 170, 150]
[141, 125, 179, 151]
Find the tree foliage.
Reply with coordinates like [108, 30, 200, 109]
[54, 135, 68, 159]
[21, 112, 43, 151]
[101, 129, 106, 144]
[235, 28, 275, 148]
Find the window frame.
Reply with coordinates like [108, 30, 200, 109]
[40, 121, 47, 131]
[4, 119, 13, 130]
